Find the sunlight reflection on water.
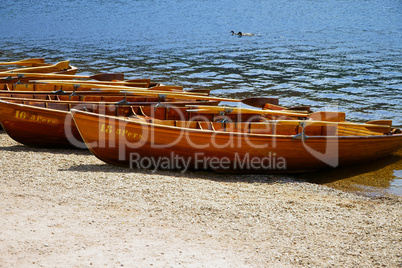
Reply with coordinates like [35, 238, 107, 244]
[393, 170, 402, 178]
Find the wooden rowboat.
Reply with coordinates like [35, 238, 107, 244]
[0, 73, 126, 84]
[70, 109, 402, 173]
[0, 98, 282, 148]
[0, 93, 220, 105]
[0, 60, 78, 75]
[0, 81, 283, 109]
[0, 58, 47, 67]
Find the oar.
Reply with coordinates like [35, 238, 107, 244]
[185, 105, 309, 117]
[32, 80, 211, 94]
[36, 79, 162, 88]
[261, 119, 392, 131]
[0, 96, 218, 107]
[0, 58, 45, 66]
[1, 77, 150, 87]
[101, 89, 282, 108]
[364, 120, 393, 133]
[187, 88, 211, 95]
[46, 79, 150, 88]
[336, 126, 383, 136]
[264, 102, 311, 113]
[29, 80, 285, 107]
[117, 89, 277, 104]
[148, 85, 183, 91]
[0, 72, 125, 82]
[186, 105, 310, 114]
[40, 80, 277, 107]
[91, 89, 282, 108]
[242, 97, 279, 107]
[30, 80, 210, 95]
[365, 120, 392, 127]
[244, 98, 308, 112]
[1, 60, 70, 73]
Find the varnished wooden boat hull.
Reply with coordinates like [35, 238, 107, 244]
[0, 92, 220, 131]
[0, 100, 81, 148]
[0, 65, 77, 75]
[1, 80, 147, 92]
[71, 110, 402, 173]
[0, 99, 255, 148]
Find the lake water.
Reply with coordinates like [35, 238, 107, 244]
[0, 0, 401, 196]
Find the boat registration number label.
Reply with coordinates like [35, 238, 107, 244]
[100, 123, 144, 141]
[15, 110, 58, 125]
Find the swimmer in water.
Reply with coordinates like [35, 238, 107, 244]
[231, 31, 255, 36]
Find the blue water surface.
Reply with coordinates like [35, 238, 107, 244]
[0, 0, 401, 125]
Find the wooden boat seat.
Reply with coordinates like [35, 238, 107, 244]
[70, 95, 81, 101]
[126, 96, 145, 102]
[35, 83, 57, 91]
[88, 105, 116, 116]
[47, 102, 70, 111]
[12, 93, 34, 99]
[141, 106, 170, 120]
[12, 83, 35, 91]
[57, 95, 81, 101]
[33, 94, 50, 100]
[116, 106, 133, 117]
[102, 96, 129, 102]
[25, 101, 47, 108]
[83, 96, 103, 102]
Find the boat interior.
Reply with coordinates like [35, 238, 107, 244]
[2, 97, 395, 137]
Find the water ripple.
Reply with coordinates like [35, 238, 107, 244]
[1, 0, 401, 127]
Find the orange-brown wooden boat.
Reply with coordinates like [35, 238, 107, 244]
[0, 60, 78, 75]
[0, 94, 221, 105]
[70, 109, 402, 173]
[0, 97, 285, 148]
[0, 81, 288, 111]
[0, 82, 218, 106]
[0, 58, 47, 67]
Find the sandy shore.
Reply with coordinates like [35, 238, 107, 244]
[0, 131, 401, 267]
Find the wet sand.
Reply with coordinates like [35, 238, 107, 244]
[297, 149, 402, 198]
[0, 131, 401, 267]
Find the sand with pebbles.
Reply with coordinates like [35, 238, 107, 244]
[0, 131, 401, 267]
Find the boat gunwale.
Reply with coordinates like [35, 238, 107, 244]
[70, 108, 402, 140]
[0, 99, 70, 116]
[0, 100, 396, 141]
[0, 96, 158, 105]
